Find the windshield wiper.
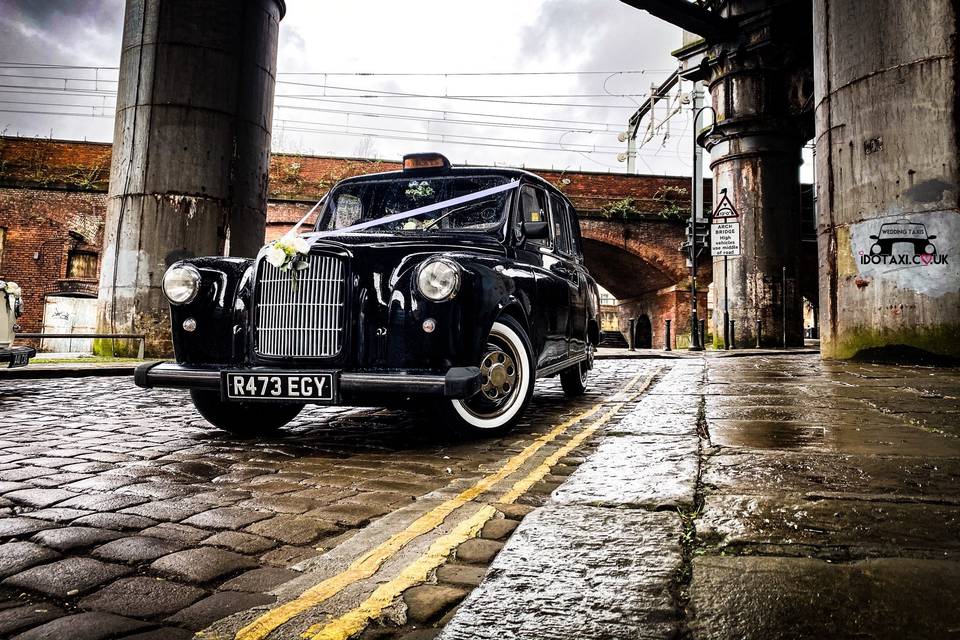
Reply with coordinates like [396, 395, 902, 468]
[422, 200, 490, 231]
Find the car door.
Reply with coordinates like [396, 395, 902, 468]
[515, 184, 568, 369]
[563, 200, 590, 354]
[548, 193, 585, 356]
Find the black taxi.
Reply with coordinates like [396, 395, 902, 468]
[136, 153, 601, 436]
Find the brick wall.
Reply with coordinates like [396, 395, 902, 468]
[0, 187, 106, 335]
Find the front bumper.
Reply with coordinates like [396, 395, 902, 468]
[0, 345, 35, 367]
[134, 362, 482, 399]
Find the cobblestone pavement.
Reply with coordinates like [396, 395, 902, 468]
[0, 359, 662, 639]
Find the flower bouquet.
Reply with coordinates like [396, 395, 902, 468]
[0, 281, 22, 315]
[265, 233, 311, 288]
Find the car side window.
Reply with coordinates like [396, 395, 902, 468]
[519, 185, 550, 247]
[549, 193, 571, 256]
[566, 202, 584, 258]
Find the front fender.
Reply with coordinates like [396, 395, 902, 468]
[384, 255, 535, 369]
[167, 257, 254, 365]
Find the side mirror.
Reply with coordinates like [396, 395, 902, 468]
[523, 221, 550, 240]
[928, 235, 937, 240]
[869, 235, 878, 240]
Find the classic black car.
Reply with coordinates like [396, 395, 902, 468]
[136, 153, 601, 436]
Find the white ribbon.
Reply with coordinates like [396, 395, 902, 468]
[298, 179, 520, 245]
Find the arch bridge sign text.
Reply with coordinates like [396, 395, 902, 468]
[711, 192, 741, 257]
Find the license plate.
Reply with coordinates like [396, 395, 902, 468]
[222, 371, 338, 403]
[9, 352, 29, 368]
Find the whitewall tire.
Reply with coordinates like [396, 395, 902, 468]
[449, 316, 534, 436]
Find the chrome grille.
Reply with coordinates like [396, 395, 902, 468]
[255, 254, 346, 358]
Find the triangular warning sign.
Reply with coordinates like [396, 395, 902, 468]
[712, 192, 738, 220]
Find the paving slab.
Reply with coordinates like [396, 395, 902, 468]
[404, 585, 469, 623]
[551, 435, 698, 508]
[703, 450, 960, 499]
[164, 591, 275, 630]
[31, 526, 122, 551]
[92, 536, 185, 564]
[218, 567, 301, 592]
[3, 557, 130, 598]
[0, 604, 66, 636]
[699, 494, 960, 557]
[439, 505, 682, 640]
[79, 576, 206, 617]
[688, 556, 960, 640]
[10, 611, 151, 640]
[0, 541, 61, 578]
[151, 547, 258, 584]
[0, 517, 59, 537]
[182, 507, 271, 530]
[455, 538, 503, 564]
[202, 530, 278, 554]
[245, 514, 340, 545]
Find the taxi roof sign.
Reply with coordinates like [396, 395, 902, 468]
[403, 153, 451, 172]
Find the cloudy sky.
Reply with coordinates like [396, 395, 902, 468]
[0, 1, 811, 178]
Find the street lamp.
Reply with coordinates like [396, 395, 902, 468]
[688, 95, 718, 352]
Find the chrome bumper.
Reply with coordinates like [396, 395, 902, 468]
[134, 362, 481, 399]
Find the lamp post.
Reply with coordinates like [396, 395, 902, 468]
[688, 92, 717, 352]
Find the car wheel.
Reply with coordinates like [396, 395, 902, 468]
[448, 316, 534, 436]
[189, 389, 304, 436]
[560, 349, 592, 397]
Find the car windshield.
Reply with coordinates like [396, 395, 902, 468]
[316, 175, 512, 234]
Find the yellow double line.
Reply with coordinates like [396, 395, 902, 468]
[236, 370, 657, 640]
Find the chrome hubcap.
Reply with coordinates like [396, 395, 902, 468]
[480, 349, 516, 401]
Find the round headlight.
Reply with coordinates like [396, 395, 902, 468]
[162, 264, 201, 305]
[417, 259, 461, 301]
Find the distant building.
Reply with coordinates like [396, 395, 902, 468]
[598, 289, 620, 332]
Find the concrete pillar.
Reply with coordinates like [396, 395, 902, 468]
[675, 0, 813, 349]
[814, 0, 960, 361]
[96, 0, 284, 356]
[707, 121, 805, 348]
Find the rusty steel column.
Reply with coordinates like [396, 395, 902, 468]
[706, 116, 805, 348]
[675, 0, 813, 349]
[814, 0, 960, 361]
[96, 0, 284, 356]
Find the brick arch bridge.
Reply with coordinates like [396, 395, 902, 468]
[578, 217, 711, 349]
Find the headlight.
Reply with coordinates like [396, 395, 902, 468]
[162, 264, 201, 305]
[417, 258, 461, 301]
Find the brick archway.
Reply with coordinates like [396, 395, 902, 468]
[579, 217, 712, 349]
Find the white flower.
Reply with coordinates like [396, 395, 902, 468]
[266, 245, 287, 268]
[291, 236, 310, 255]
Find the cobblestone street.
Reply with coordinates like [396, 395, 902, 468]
[2, 355, 960, 640]
[0, 359, 661, 639]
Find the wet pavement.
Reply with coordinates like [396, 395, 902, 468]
[441, 355, 960, 640]
[1, 354, 959, 639]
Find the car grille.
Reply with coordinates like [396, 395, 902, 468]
[255, 254, 346, 358]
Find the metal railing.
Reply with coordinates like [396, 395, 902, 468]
[15, 333, 146, 359]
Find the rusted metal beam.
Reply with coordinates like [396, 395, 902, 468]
[628, 68, 680, 136]
[619, 0, 732, 39]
